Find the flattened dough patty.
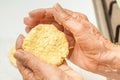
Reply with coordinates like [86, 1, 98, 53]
[8, 24, 69, 66]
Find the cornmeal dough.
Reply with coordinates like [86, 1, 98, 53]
[8, 46, 17, 66]
[8, 24, 69, 66]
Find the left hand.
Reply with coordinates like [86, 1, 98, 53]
[14, 35, 83, 80]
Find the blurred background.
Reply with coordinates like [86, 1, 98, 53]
[0, 0, 120, 80]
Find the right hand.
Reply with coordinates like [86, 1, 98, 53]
[24, 3, 120, 80]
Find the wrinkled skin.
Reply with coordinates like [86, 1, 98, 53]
[14, 35, 84, 80]
[15, 3, 120, 80]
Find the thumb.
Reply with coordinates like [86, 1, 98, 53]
[14, 50, 41, 70]
[14, 50, 61, 74]
[14, 50, 67, 80]
[53, 3, 83, 35]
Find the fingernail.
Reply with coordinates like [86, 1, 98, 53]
[16, 34, 24, 50]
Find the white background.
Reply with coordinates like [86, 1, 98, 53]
[0, 0, 106, 80]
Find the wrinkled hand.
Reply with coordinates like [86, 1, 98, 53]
[14, 35, 83, 80]
[24, 3, 120, 79]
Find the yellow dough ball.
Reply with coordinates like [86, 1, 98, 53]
[8, 24, 69, 66]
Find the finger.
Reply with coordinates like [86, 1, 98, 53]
[14, 49, 51, 70]
[25, 26, 31, 33]
[52, 22, 64, 31]
[64, 29, 75, 47]
[29, 8, 54, 20]
[24, 17, 56, 33]
[24, 17, 55, 28]
[17, 61, 33, 76]
[14, 50, 40, 70]
[24, 17, 39, 28]
[25, 7, 66, 33]
[14, 50, 64, 76]
[64, 9, 87, 47]
[16, 34, 25, 50]
[25, 19, 64, 32]
[17, 61, 26, 74]
[16, 61, 34, 80]
[24, 8, 54, 32]
[24, 19, 64, 33]
[65, 9, 88, 21]
[14, 50, 70, 80]
[53, 3, 83, 35]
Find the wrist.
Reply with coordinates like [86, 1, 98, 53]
[109, 44, 120, 70]
[99, 39, 120, 67]
[99, 42, 120, 80]
[100, 41, 120, 69]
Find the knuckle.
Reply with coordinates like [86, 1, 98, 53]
[81, 14, 88, 20]
[84, 15, 88, 20]
[64, 14, 72, 22]
[22, 53, 32, 66]
[74, 12, 88, 21]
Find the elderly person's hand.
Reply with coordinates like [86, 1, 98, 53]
[24, 3, 120, 80]
[14, 35, 83, 80]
